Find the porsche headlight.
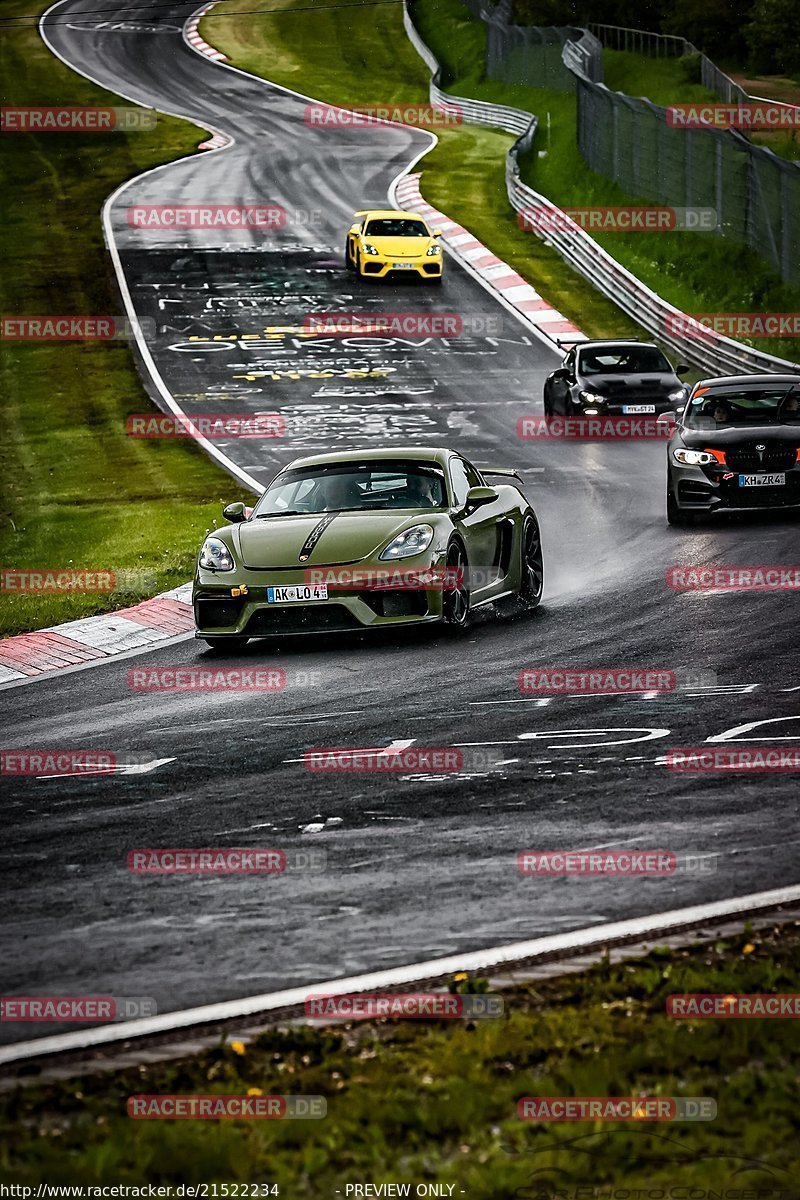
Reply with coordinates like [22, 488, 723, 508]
[199, 536, 234, 572]
[426, 243, 441, 256]
[579, 390, 606, 404]
[363, 243, 379, 255]
[669, 386, 688, 402]
[379, 524, 434, 560]
[672, 448, 716, 466]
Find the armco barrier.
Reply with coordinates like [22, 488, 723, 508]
[403, 1, 799, 374]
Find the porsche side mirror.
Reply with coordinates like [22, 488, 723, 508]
[222, 502, 246, 523]
[433, 229, 442, 237]
[551, 367, 569, 381]
[465, 486, 499, 511]
[348, 224, 360, 236]
[676, 364, 690, 376]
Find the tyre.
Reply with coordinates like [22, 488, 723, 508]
[667, 482, 693, 527]
[344, 240, 354, 270]
[496, 515, 544, 618]
[543, 387, 552, 416]
[442, 539, 471, 631]
[202, 636, 250, 651]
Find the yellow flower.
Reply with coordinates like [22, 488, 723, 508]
[247, 1088, 263, 1096]
[230, 1040, 246, 1056]
[453, 972, 468, 982]
[742, 943, 755, 954]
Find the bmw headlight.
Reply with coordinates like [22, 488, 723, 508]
[379, 524, 434, 560]
[669, 386, 688, 402]
[426, 244, 441, 256]
[199, 536, 234, 572]
[363, 243, 379, 255]
[579, 390, 606, 404]
[672, 448, 716, 466]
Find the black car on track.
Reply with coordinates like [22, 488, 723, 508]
[666, 374, 800, 525]
[543, 339, 690, 417]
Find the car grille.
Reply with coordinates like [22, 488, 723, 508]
[725, 445, 797, 472]
[194, 598, 244, 628]
[244, 605, 362, 635]
[362, 262, 382, 274]
[358, 590, 428, 618]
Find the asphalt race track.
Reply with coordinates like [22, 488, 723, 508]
[2, 0, 798, 1045]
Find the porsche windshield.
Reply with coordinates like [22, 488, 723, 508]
[254, 463, 447, 515]
[364, 218, 429, 238]
[685, 388, 800, 430]
[578, 346, 671, 375]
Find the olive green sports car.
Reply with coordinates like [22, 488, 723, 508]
[193, 447, 543, 648]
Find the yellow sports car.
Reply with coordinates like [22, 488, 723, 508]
[345, 209, 443, 282]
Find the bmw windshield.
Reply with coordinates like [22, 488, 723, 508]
[685, 387, 800, 430]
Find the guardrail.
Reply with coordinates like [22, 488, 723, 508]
[402, 1, 799, 374]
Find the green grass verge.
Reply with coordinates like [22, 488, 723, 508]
[3, 923, 799, 1190]
[0, 2, 251, 637]
[604, 50, 800, 162]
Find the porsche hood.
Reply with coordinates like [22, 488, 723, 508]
[235, 511, 436, 569]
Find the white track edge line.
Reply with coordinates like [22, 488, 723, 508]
[2, 884, 798, 1066]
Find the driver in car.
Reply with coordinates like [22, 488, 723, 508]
[322, 475, 362, 511]
[404, 473, 438, 507]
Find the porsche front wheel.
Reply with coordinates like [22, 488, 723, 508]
[443, 540, 471, 630]
[345, 240, 354, 270]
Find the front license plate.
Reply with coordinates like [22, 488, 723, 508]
[266, 585, 328, 603]
[738, 473, 785, 487]
[392, 262, 415, 269]
[622, 404, 656, 414]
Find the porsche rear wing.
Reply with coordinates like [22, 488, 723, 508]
[479, 466, 524, 483]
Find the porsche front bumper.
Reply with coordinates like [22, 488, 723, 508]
[358, 255, 442, 280]
[193, 565, 448, 639]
